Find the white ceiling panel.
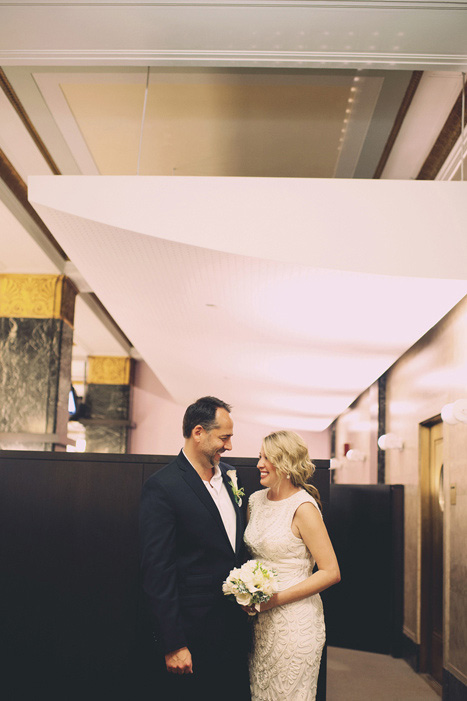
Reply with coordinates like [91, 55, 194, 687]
[28, 175, 467, 431]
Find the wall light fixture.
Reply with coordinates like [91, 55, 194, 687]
[345, 449, 366, 462]
[378, 433, 404, 450]
[330, 458, 343, 470]
[441, 399, 467, 425]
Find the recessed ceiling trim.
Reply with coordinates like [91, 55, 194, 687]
[334, 75, 384, 178]
[33, 72, 100, 175]
[0, 68, 60, 175]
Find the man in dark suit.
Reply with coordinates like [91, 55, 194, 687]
[139, 396, 251, 700]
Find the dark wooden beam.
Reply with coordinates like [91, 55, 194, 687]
[373, 71, 423, 179]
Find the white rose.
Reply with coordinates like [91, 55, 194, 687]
[242, 573, 258, 592]
[235, 591, 252, 606]
[222, 579, 236, 595]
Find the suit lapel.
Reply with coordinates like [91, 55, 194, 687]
[220, 464, 244, 555]
[177, 452, 234, 550]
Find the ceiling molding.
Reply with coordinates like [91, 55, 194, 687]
[0, 2, 464, 8]
[417, 82, 467, 179]
[373, 70, 423, 178]
[0, 68, 61, 175]
[2, 50, 467, 70]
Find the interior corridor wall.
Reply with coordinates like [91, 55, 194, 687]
[129, 359, 331, 459]
[333, 383, 378, 484]
[333, 294, 467, 689]
[384, 296, 467, 688]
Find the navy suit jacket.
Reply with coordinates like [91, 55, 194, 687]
[139, 451, 248, 655]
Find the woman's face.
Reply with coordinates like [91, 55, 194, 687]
[257, 447, 282, 489]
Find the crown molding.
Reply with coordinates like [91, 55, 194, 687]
[2, 49, 467, 70]
[0, 2, 465, 8]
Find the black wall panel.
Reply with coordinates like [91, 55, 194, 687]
[323, 483, 404, 656]
[0, 451, 329, 700]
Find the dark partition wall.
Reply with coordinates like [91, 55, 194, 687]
[0, 451, 329, 701]
[323, 483, 404, 656]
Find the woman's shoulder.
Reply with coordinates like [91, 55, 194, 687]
[292, 489, 322, 515]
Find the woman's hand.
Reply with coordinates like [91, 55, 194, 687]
[241, 593, 279, 615]
[258, 593, 279, 612]
[241, 604, 257, 615]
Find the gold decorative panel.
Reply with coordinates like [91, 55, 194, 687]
[0, 274, 77, 327]
[87, 356, 132, 385]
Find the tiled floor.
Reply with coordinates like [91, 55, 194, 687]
[327, 646, 441, 701]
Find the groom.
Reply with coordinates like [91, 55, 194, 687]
[139, 396, 251, 700]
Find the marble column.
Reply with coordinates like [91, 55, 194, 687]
[0, 274, 77, 451]
[83, 356, 133, 453]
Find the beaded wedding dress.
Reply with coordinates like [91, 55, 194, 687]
[244, 488, 325, 701]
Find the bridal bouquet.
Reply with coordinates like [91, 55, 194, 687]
[222, 559, 278, 615]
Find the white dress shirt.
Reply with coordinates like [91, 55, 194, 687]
[183, 451, 237, 551]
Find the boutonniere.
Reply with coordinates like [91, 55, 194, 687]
[226, 469, 245, 507]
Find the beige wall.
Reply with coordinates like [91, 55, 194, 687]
[333, 295, 467, 686]
[333, 382, 378, 484]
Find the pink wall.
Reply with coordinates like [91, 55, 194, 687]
[130, 360, 330, 459]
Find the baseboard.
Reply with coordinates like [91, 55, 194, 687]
[399, 632, 420, 672]
[443, 668, 467, 701]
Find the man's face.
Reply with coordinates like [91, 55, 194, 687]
[199, 408, 233, 468]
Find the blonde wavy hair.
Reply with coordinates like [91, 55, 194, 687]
[262, 430, 322, 510]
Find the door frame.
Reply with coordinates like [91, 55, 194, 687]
[419, 416, 443, 685]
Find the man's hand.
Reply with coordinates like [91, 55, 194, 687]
[165, 647, 193, 675]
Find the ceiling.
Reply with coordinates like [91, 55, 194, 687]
[1, 1, 467, 434]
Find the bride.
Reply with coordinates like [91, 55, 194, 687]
[244, 431, 340, 700]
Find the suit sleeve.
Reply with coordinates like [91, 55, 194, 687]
[139, 477, 187, 655]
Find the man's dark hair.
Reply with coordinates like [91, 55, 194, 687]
[182, 396, 232, 439]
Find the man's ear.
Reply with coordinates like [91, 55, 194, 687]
[192, 424, 204, 443]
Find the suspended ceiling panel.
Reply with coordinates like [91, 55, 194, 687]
[28, 175, 467, 431]
[27, 68, 406, 179]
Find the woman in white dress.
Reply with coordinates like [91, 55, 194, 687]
[244, 431, 340, 701]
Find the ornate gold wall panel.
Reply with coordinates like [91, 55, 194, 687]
[0, 274, 77, 327]
[87, 356, 132, 385]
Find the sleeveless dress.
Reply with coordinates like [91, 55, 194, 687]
[244, 488, 325, 701]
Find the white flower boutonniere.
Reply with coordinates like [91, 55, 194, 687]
[226, 469, 245, 507]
